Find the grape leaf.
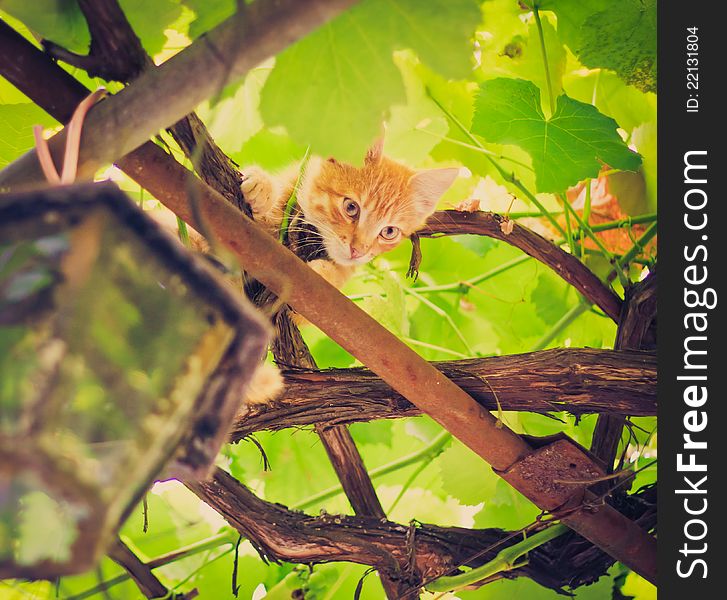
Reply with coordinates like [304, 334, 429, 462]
[536, 0, 609, 51]
[231, 127, 306, 172]
[564, 68, 656, 134]
[0, 0, 89, 53]
[472, 78, 642, 193]
[361, 269, 409, 337]
[450, 235, 498, 258]
[541, 0, 655, 93]
[119, 0, 183, 58]
[621, 570, 657, 600]
[0, 103, 56, 168]
[384, 52, 449, 165]
[181, 0, 236, 39]
[531, 272, 569, 325]
[260, 0, 481, 161]
[438, 439, 498, 506]
[197, 60, 273, 153]
[349, 420, 393, 447]
[632, 120, 657, 210]
[479, 2, 566, 106]
[579, 0, 656, 94]
[472, 478, 540, 531]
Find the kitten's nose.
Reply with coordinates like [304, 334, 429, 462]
[349, 245, 363, 259]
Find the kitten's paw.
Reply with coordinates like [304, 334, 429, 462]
[241, 166, 275, 216]
[308, 259, 356, 289]
[243, 362, 284, 405]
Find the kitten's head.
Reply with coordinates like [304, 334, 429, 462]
[298, 139, 458, 266]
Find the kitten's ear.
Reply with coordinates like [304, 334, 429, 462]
[365, 127, 386, 165]
[408, 168, 459, 216]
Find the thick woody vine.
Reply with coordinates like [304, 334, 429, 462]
[0, 1, 657, 597]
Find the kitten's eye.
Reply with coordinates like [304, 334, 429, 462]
[379, 226, 400, 241]
[343, 197, 360, 219]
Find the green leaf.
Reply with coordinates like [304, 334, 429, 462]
[119, 0, 183, 58]
[384, 52, 449, 165]
[450, 235, 498, 258]
[542, 0, 656, 93]
[231, 128, 307, 172]
[349, 420, 394, 448]
[621, 570, 657, 599]
[564, 69, 656, 134]
[537, 0, 609, 51]
[0, 0, 90, 53]
[0, 103, 56, 168]
[478, 9, 566, 108]
[181, 0, 236, 39]
[531, 272, 569, 325]
[472, 78, 641, 193]
[0, 75, 34, 104]
[361, 269, 409, 337]
[438, 439, 498, 506]
[198, 60, 273, 153]
[631, 119, 657, 211]
[578, 0, 656, 94]
[229, 429, 343, 507]
[260, 0, 481, 161]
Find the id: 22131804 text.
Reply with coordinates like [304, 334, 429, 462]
[686, 27, 699, 112]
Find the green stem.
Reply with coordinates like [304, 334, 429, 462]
[531, 301, 590, 351]
[387, 459, 429, 513]
[403, 337, 470, 359]
[170, 547, 235, 592]
[560, 198, 613, 261]
[506, 210, 563, 219]
[295, 431, 452, 511]
[614, 222, 658, 276]
[562, 194, 574, 252]
[348, 256, 533, 300]
[176, 216, 190, 247]
[559, 198, 634, 287]
[405, 287, 473, 355]
[419, 255, 533, 294]
[65, 532, 237, 600]
[533, 7, 556, 115]
[279, 146, 311, 243]
[416, 127, 534, 171]
[426, 523, 569, 592]
[426, 89, 568, 240]
[579, 180, 591, 260]
[587, 212, 657, 233]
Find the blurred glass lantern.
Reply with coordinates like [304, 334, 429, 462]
[0, 183, 269, 579]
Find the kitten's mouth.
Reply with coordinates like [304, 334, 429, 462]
[336, 255, 369, 266]
[326, 243, 370, 266]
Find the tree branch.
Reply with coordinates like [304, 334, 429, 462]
[232, 348, 657, 438]
[107, 538, 173, 599]
[43, 0, 151, 81]
[269, 312, 406, 598]
[421, 210, 623, 322]
[591, 271, 657, 472]
[186, 468, 656, 592]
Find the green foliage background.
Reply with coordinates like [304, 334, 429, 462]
[0, 0, 656, 598]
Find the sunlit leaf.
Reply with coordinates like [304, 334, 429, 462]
[0, 103, 56, 168]
[260, 0, 481, 161]
[472, 78, 642, 193]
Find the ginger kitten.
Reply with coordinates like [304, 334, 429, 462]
[151, 140, 457, 405]
[241, 138, 458, 289]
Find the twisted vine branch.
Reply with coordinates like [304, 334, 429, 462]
[232, 348, 657, 438]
